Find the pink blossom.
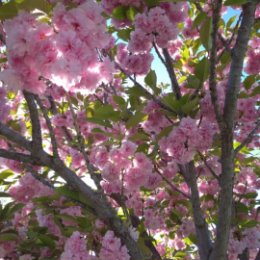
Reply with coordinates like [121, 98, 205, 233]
[171, 236, 186, 251]
[60, 231, 89, 260]
[117, 44, 153, 75]
[128, 29, 153, 53]
[120, 141, 137, 156]
[99, 231, 130, 260]
[9, 173, 53, 203]
[19, 254, 33, 260]
[125, 167, 149, 191]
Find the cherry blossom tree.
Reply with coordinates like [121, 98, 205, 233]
[0, 0, 259, 260]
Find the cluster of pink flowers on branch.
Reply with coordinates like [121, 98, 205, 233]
[0, 1, 114, 94]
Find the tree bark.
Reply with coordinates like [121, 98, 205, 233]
[181, 162, 212, 260]
[209, 2, 257, 260]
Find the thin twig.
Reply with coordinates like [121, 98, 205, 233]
[153, 42, 167, 66]
[66, 94, 102, 189]
[35, 96, 59, 158]
[218, 14, 243, 62]
[234, 119, 260, 156]
[154, 166, 191, 199]
[197, 151, 219, 181]
[116, 62, 176, 114]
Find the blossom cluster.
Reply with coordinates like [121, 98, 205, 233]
[0, 1, 114, 94]
[159, 117, 216, 164]
[129, 3, 187, 51]
[90, 141, 160, 195]
[99, 231, 130, 260]
[8, 173, 53, 203]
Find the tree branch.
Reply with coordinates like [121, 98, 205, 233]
[218, 14, 243, 62]
[197, 151, 219, 181]
[67, 95, 102, 190]
[162, 48, 182, 100]
[210, 3, 257, 260]
[223, 2, 256, 130]
[0, 148, 42, 165]
[180, 162, 212, 260]
[234, 119, 260, 156]
[209, 0, 224, 128]
[155, 166, 190, 199]
[35, 95, 59, 158]
[153, 42, 166, 67]
[116, 62, 176, 114]
[0, 122, 32, 151]
[23, 91, 43, 151]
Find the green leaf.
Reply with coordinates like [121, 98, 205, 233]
[156, 125, 174, 141]
[0, 192, 11, 197]
[0, 57, 7, 63]
[0, 0, 52, 20]
[192, 12, 207, 28]
[126, 6, 136, 22]
[0, 170, 14, 180]
[188, 233, 197, 244]
[136, 237, 153, 258]
[161, 93, 180, 112]
[145, 70, 160, 94]
[0, 233, 18, 242]
[186, 75, 200, 89]
[0, 1, 18, 20]
[117, 28, 132, 41]
[126, 111, 148, 128]
[226, 15, 237, 28]
[145, 0, 160, 7]
[220, 51, 231, 67]
[240, 219, 258, 228]
[243, 192, 257, 199]
[236, 202, 248, 213]
[181, 97, 199, 114]
[195, 57, 210, 83]
[129, 132, 149, 142]
[86, 117, 112, 128]
[77, 217, 92, 232]
[69, 96, 78, 107]
[136, 143, 149, 153]
[128, 85, 148, 97]
[113, 95, 127, 108]
[243, 75, 256, 89]
[38, 234, 56, 249]
[5, 203, 24, 219]
[56, 186, 79, 201]
[251, 85, 260, 97]
[18, 0, 52, 14]
[94, 105, 119, 121]
[224, 0, 248, 6]
[112, 6, 127, 20]
[200, 17, 212, 50]
[91, 127, 113, 136]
